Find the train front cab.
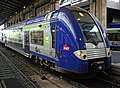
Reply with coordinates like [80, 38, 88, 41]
[55, 6, 111, 74]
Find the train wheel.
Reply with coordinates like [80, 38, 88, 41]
[34, 56, 38, 64]
[44, 60, 49, 68]
[50, 63, 55, 70]
[39, 57, 43, 66]
[31, 55, 35, 62]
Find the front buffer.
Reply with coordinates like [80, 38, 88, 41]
[55, 49, 111, 75]
[55, 51, 88, 74]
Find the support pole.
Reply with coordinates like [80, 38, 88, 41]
[90, 0, 107, 29]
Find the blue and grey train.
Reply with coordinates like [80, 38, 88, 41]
[107, 23, 120, 50]
[0, 6, 111, 74]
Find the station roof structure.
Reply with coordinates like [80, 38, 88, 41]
[0, 0, 35, 26]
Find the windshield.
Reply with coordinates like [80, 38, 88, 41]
[72, 10, 103, 45]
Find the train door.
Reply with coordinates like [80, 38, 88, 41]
[50, 25, 56, 58]
[24, 31, 30, 52]
[43, 23, 56, 58]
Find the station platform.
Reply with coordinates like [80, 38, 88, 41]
[112, 63, 120, 67]
[111, 51, 120, 64]
[0, 52, 36, 88]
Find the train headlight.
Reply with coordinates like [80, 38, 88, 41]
[78, 51, 84, 57]
[74, 50, 87, 60]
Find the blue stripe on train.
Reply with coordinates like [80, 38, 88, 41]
[110, 45, 120, 49]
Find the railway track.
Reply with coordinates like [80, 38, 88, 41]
[0, 45, 87, 88]
[13, 57, 87, 88]
[109, 66, 120, 78]
[96, 77, 120, 88]
[95, 68, 120, 88]
[10, 54, 63, 88]
[1, 44, 120, 88]
[0, 51, 37, 88]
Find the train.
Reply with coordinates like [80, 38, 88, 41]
[0, 6, 111, 74]
[107, 23, 120, 50]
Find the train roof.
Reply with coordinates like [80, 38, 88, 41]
[4, 6, 88, 30]
[5, 21, 25, 30]
[65, 6, 87, 12]
[25, 6, 88, 25]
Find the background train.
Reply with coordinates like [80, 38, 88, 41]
[107, 23, 120, 50]
[0, 6, 111, 74]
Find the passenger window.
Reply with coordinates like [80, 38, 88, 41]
[31, 31, 44, 45]
[51, 26, 56, 48]
[24, 31, 29, 45]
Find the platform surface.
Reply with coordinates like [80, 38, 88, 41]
[111, 50, 120, 66]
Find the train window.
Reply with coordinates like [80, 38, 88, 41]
[51, 26, 56, 48]
[72, 10, 103, 45]
[107, 33, 113, 41]
[31, 31, 44, 45]
[25, 31, 29, 44]
[107, 33, 120, 41]
[116, 34, 120, 41]
[72, 11, 94, 23]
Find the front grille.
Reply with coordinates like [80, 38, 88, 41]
[86, 48, 106, 59]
